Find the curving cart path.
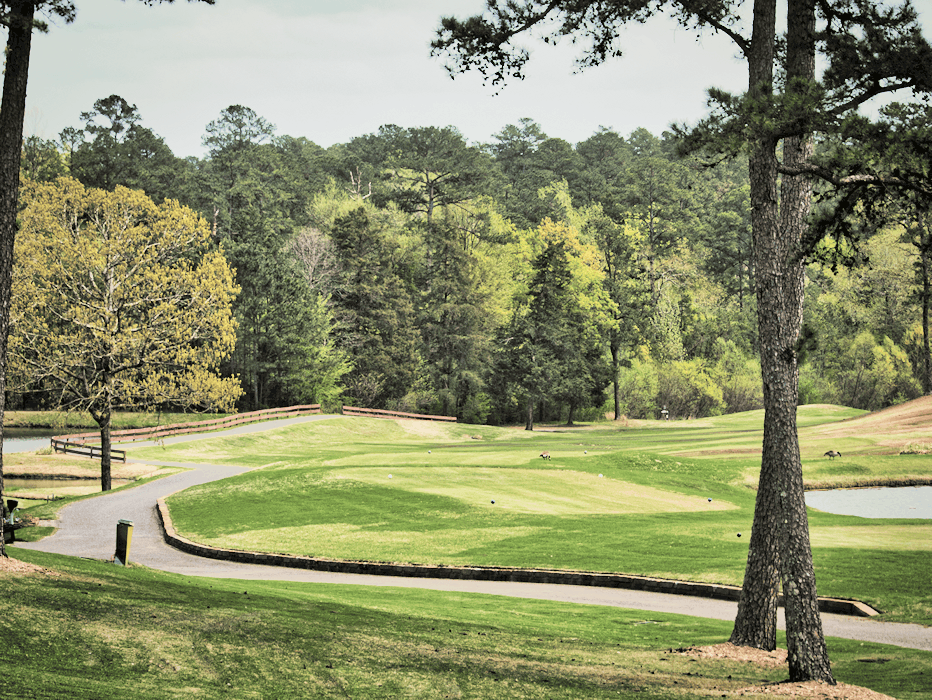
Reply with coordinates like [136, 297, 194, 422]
[15, 415, 932, 652]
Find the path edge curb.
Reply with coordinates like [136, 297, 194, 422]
[156, 498, 880, 618]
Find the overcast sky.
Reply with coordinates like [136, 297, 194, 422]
[22, 1, 929, 159]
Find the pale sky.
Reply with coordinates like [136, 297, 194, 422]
[21, 1, 929, 159]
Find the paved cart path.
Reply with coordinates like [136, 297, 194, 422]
[14, 415, 932, 652]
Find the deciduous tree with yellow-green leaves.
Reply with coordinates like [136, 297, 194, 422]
[9, 177, 241, 491]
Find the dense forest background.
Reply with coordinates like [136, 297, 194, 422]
[13, 95, 928, 424]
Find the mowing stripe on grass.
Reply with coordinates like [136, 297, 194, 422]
[208, 523, 545, 559]
[810, 525, 932, 551]
[329, 467, 739, 516]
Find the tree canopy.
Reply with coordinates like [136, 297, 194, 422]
[9, 177, 241, 490]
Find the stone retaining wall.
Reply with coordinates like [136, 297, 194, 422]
[156, 498, 879, 618]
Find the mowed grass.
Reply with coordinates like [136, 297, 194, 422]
[332, 466, 738, 515]
[810, 525, 932, 551]
[3, 549, 931, 700]
[128, 404, 932, 624]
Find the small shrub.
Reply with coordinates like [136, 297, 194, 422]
[617, 357, 659, 418]
[460, 392, 491, 425]
[900, 443, 932, 455]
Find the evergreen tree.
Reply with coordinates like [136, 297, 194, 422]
[203, 105, 338, 408]
[381, 125, 494, 226]
[620, 129, 699, 302]
[488, 119, 571, 229]
[813, 102, 932, 394]
[693, 155, 755, 310]
[67, 95, 185, 203]
[575, 127, 630, 222]
[493, 220, 612, 428]
[329, 206, 422, 409]
[585, 207, 647, 421]
[21, 135, 67, 182]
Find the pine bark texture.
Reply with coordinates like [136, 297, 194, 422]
[920, 218, 932, 394]
[0, 1, 36, 557]
[732, 0, 834, 684]
[730, 0, 781, 651]
[775, 0, 834, 682]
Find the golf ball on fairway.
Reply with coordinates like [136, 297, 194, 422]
[388, 474, 393, 479]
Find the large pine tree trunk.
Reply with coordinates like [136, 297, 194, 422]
[920, 218, 931, 394]
[732, 0, 835, 684]
[731, 0, 781, 649]
[0, 1, 36, 558]
[774, 0, 834, 682]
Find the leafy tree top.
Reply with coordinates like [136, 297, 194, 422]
[9, 176, 241, 416]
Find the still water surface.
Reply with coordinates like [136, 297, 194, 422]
[3, 428, 63, 453]
[805, 486, 932, 519]
[2, 429, 114, 496]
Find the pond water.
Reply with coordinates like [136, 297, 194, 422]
[805, 486, 932, 519]
[3, 428, 62, 453]
[5, 478, 95, 489]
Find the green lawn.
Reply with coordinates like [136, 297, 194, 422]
[2, 548, 930, 700]
[126, 406, 932, 625]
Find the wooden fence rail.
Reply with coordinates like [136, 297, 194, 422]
[341, 406, 457, 422]
[50, 439, 126, 463]
[51, 404, 322, 457]
[50, 403, 455, 460]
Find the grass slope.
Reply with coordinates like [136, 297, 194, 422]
[2, 549, 930, 700]
[123, 403, 932, 625]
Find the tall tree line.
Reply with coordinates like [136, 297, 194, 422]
[13, 93, 930, 428]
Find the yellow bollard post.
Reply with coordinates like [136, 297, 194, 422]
[115, 519, 134, 566]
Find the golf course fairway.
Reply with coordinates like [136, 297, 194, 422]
[125, 400, 932, 626]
